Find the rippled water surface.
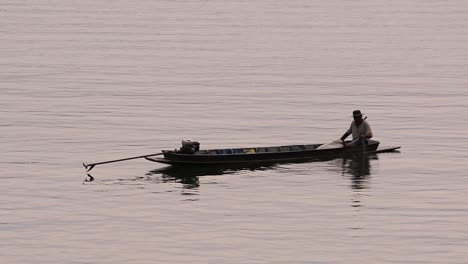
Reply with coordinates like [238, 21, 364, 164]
[1, 1, 468, 263]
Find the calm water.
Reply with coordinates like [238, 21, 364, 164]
[1, 1, 468, 263]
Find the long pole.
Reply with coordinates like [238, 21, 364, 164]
[83, 152, 164, 172]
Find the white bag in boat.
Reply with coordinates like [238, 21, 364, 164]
[316, 140, 344, 150]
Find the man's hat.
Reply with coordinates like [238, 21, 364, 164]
[352, 110, 363, 117]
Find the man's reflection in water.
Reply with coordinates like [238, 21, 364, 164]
[341, 154, 377, 190]
[334, 154, 378, 209]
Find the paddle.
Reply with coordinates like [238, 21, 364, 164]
[83, 152, 164, 172]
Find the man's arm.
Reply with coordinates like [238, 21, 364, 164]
[340, 131, 351, 141]
[340, 123, 352, 142]
[359, 133, 372, 139]
[360, 122, 373, 139]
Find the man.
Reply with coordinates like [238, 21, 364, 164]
[340, 110, 373, 147]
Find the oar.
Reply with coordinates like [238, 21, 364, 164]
[83, 152, 164, 172]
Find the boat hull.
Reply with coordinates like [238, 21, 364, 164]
[146, 141, 400, 166]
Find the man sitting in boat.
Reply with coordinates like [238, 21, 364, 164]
[340, 110, 373, 147]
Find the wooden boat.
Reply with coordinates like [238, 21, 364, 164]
[145, 140, 400, 166]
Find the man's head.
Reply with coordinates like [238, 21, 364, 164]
[352, 110, 363, 121]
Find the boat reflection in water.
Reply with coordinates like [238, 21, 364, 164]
[147, 163, 279, 189]
[84, 154, 385, 198]
[147, 152, 383, 190]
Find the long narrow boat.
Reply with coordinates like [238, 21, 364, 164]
[145, 140, 400, 166]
